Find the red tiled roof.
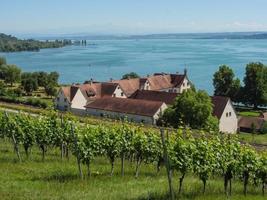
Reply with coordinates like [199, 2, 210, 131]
[238, 116, 265, 130]
[130, 90, 179, 105]
[112, 78, 140, 97]
[211, 96, 230, 119]
[85, 97, 165, 117]
[61, 87, 71, 101]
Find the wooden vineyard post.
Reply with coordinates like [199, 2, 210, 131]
[160, 128, 175, 200]
[71, 123, 83, 179]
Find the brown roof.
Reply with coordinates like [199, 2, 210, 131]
[148, 73, 186, 90]
[130, 90, 179, 105]
[60, 82, 118, 102]
[112, 78, 140, 97]
[61, 87, 71, 101]
[260, 112, 267, 119]
[85, 97, 165, 117]
[211, 96, 230, 119]
[238, 116, 265, 130]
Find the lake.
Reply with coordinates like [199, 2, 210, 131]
[1, 39, 267, 94]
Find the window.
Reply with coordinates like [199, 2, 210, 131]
[183, 83, 185, 87]
[64, 105, 68, 111]
[173, 89, 177, 93]
[187, 82, 190, 86]
[57, 97, 59, 101]
[121, 92, 124, 97]
[64, 98, 67, 102]
[229, 112, 231, 117]
[113, 94, 116, 97]
[226, 112, 228, 117]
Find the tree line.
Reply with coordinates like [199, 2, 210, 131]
[213, 62, 267, 109]
[0, 33, 72, 52]
[0, 56, 58, 97]
[0, 111, 266, 197]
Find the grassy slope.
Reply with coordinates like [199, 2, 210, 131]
[0, 141, 266, 200]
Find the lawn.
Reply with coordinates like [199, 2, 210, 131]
[238, 111, 261, 117]
[238, 132, 267, 146]
[0, 141, 266, 200]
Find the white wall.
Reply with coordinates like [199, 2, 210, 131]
[71, 89, 87, 110]
[113, 85, 127, 98]
[219, 100, 238, 134]
[179, 77, 191, 93]
[55, 89, 70, 111]
[86, 108, 154, 124]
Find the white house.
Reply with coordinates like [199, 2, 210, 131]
[85, 97, 168, 125]
[55, 82, 126, 114]
[211, 96, 238, 134]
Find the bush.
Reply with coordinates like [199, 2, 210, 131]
[260, 122, 267, 134]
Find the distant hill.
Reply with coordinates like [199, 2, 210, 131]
[32, 32, 267, 40]
[0, 33, 72, 52]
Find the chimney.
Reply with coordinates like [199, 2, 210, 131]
[110, 78, 113, 82]
[176, 71, 179, 74]
[90, 78, 93, 85]
[184, 68, 187, 75]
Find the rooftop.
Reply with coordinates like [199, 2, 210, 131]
[85, 97, 165, 117]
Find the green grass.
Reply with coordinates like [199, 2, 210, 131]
[0, 140, 266, 200]
[238, 132, 267, 146]
[238, 111, 261, 117]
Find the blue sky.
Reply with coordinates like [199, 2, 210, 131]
[1, 0, 267, 35]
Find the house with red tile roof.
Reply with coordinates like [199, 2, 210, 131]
[130, 90, 237, 133]
[55, 71, 190, 114]
[85, 97, 167, 124]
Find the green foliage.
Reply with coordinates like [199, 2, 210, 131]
[260, 122, 267, 134]
[44, 83, 57, 97]
[21, 73, 38, 93]
[0, 111, 267, 197]
[213, 65, 241, 101]
[242, 62, 267, 108]
[0, 56, 6, 66]
[2, 64, 21, 86]
[160, 89, 218, 130]
[0, 33, 72, 52]
[121, 72, 140, 80]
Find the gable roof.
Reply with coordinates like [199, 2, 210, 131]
[85, 97, 165, 117]
[211, 96, 230, 119]
[147, 73, 186, 90]
[238, 116, 265, 130]
[111, 78, 140, 97]
[130, 90, 179, 105]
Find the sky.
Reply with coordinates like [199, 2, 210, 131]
[1, 0, 267, 35]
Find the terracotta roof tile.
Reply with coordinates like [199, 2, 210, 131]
[238, 116, 265, 130]
[112, 78, 140, 97]
[211, 96, 230, 119]
[130, 90, 178, 105]
[85, 97, 165, 117]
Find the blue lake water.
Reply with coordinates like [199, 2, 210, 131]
[1, 39, 267, 94]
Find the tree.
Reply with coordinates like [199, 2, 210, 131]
[0, 56, 6, 66]
[213, 65, 240, 101]
[44, 83, 57, 97]
[48, 72, 59, 86]
[160, 89, 218, 130]
[242, 62, 267, 109]
[3, 65, 21, 86]
[121, 72, 140, 80]
[21, 76, 38, 94]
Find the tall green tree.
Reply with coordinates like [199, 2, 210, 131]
[21, 76, 38, 94]
[121, 72, 140, 80]
[0, 56, 6, 66]
[3, 65, 21, 86]
[242, 62, 267, 109]
[44, 83, 57, 97]
[213, 65, 240, 101]
[160, 89, 218, 130]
